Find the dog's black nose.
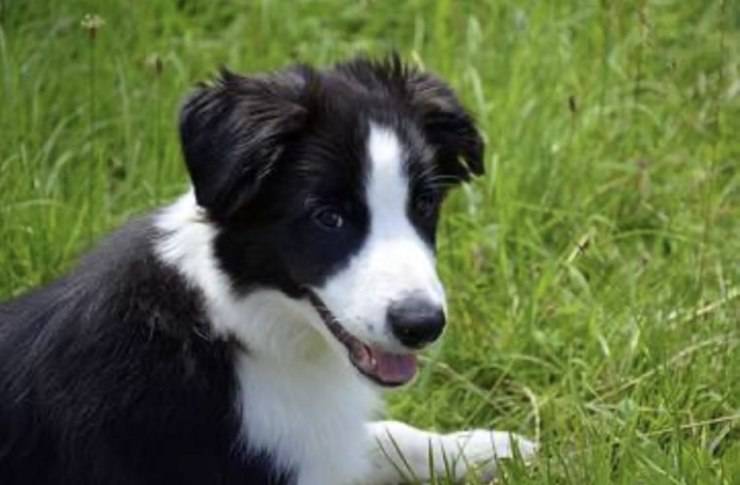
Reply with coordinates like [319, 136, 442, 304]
[388, 297, 446, 349]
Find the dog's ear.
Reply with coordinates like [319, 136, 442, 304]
[388, 57, 484, 180]
[179, 67, 314, 219]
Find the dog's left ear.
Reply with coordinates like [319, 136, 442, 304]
[179, 67, 313, 219]
[399, 61, 485, 180]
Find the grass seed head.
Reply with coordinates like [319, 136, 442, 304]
[81, 13, 105, 40]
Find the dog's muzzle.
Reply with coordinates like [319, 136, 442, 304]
[304, 288, 418, 387]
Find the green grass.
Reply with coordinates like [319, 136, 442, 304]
[1, 0, 738, 483]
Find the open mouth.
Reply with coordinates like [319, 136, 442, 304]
[304, 289, 417, 387]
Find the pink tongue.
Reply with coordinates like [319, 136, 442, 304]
[352, 345, 417, 385]
[374, 350, 417, 384]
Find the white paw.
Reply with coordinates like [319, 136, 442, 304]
[446, 429, 537, 481]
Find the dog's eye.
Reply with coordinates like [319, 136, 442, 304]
[312, 207, 344, 230]
[413, 193, 438, 218]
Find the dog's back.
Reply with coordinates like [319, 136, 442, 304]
[0, 218, 288, 485]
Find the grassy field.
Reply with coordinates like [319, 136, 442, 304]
[1, 0, 738, 483]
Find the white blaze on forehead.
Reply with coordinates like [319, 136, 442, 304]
[315, 123, 445, 349]
[366, 124, 408, 223]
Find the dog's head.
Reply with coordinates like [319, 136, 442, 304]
[178, 56, 483, 387]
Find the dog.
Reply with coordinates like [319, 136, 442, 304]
[0, 56, 535, 484]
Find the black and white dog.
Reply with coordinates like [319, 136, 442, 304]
[0, 56, 535, 484]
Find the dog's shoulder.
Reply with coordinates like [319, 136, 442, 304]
[0, 217, 293, 484]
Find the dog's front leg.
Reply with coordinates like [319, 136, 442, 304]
[363, 420, 536, 484]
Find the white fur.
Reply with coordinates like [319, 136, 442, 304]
[235, 350, 378, 484]
[366, 421, 537, 484]
[315, 124, 446, 351]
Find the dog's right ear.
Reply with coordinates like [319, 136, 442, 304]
[179, 67, 313, 219]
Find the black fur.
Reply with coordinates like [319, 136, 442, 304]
[0, 55, 482, 484]
[0, 218, 291, 484]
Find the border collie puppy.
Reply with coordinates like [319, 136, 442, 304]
[0, 56, 535, 484]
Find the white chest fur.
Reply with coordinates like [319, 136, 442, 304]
[235, 351, 380, 485]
